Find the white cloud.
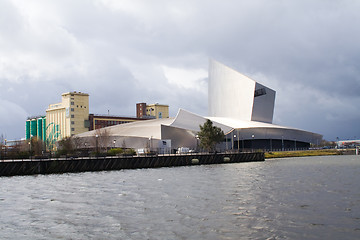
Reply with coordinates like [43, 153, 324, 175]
[162, 65, 207, 93]
[0, 0, 359, 140]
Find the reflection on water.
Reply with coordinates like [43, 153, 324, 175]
[1, 155, 360, 239]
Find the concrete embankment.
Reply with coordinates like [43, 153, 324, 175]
[0, 152, 264, 177]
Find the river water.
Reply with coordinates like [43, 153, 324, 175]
[1, 155, 360, 239]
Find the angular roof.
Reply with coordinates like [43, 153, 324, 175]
[208, 59, 275, 123]
[76, 117, 174, 139]
[76, 109, 321, 144]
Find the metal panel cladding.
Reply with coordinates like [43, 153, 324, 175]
[208, 59, 256, 121]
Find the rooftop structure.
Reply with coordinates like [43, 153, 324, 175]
[75, 60, 322, 152]
[136, 103, 169, 119]
[209, 59, 275, 123]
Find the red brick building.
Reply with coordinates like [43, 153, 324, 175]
[88, 114, 147, 130]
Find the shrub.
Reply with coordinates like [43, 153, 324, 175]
[124, 148, 136, 156]
[107, 148, 124, 156]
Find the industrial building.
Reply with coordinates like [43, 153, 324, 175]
[44, 91, 89, 149]
[25, 116, 46, 142]
[88, 114, 147, 130]
[25, 91, 167, 150]
[75, 60, 322, 152]
[136, 103, 169, 119]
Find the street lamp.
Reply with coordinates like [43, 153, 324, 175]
[4, 139, 6, 160]
[29, 141, 31, 159]
[232, 134, 236, 151]
[195, 135, 199, 151]
[237, 129, 240, 151]
[113, 139, 116, 148]
[252, 134, 255, 151]
[149, 136, 152, 152]
[95, 134, 99, 155]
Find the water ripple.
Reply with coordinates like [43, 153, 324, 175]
[0, 155, 360, 239]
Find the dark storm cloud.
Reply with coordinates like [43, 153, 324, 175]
[0, 0, 359, 140]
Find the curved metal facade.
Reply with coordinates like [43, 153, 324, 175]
[209, 59, 275, 123]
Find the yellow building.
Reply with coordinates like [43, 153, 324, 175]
[146, 103, 169, 119]
[46, 91, 89, 148]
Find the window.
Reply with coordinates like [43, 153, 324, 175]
[71, 108, 74, 111]
[71, 128, 75, 131]
[254, 88, 267, 97]
[71, 121, 75, 125]
[71, 115, 74, 118]
[71, 102, 74, 105]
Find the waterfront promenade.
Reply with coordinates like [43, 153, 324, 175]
[0, 152, 264, 177]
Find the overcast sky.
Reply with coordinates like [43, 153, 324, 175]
[1, 0, 359, 141]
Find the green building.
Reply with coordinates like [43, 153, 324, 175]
[26, 116, 46, 142]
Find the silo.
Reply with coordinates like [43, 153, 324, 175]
[42, 118, 46, 142]
[25, 120, 31, 139]
[30, 119, 37, 138]
[37, 118, 43, 140]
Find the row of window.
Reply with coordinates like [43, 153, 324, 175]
[70, 102, 86, 108]
[94, 120, 131, 125]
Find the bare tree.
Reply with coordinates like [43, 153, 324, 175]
[0, 134, 4, 159]
[71, 136, 84, 151]
[92, 128, 111, 153]
[122, 139, 126, 149]
[57, 137, 74, 156]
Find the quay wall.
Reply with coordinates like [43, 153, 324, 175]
[0, 152, 264, 177]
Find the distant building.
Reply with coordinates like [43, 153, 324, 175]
[136, 103, 169, 119]
[25, 116, 46, 142]
[136, 103, 147, 118]
[45, 91, 89, 148]
[88, 114, 147, 130]
[76, 60, 322, 152]
[337, 139, 360, 148]
[25, 91, 171, 149]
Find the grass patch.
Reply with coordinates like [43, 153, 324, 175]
[265, 149, 342, 159]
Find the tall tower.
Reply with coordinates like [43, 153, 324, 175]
[46, 91, 89, 148]
[208, 59, 275, 123]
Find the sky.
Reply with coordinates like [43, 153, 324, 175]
[1, 0, 359, 141]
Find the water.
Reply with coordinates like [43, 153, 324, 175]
[1, 155, 360, 239]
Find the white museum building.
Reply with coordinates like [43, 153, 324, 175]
[76, 59, 322, 152]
